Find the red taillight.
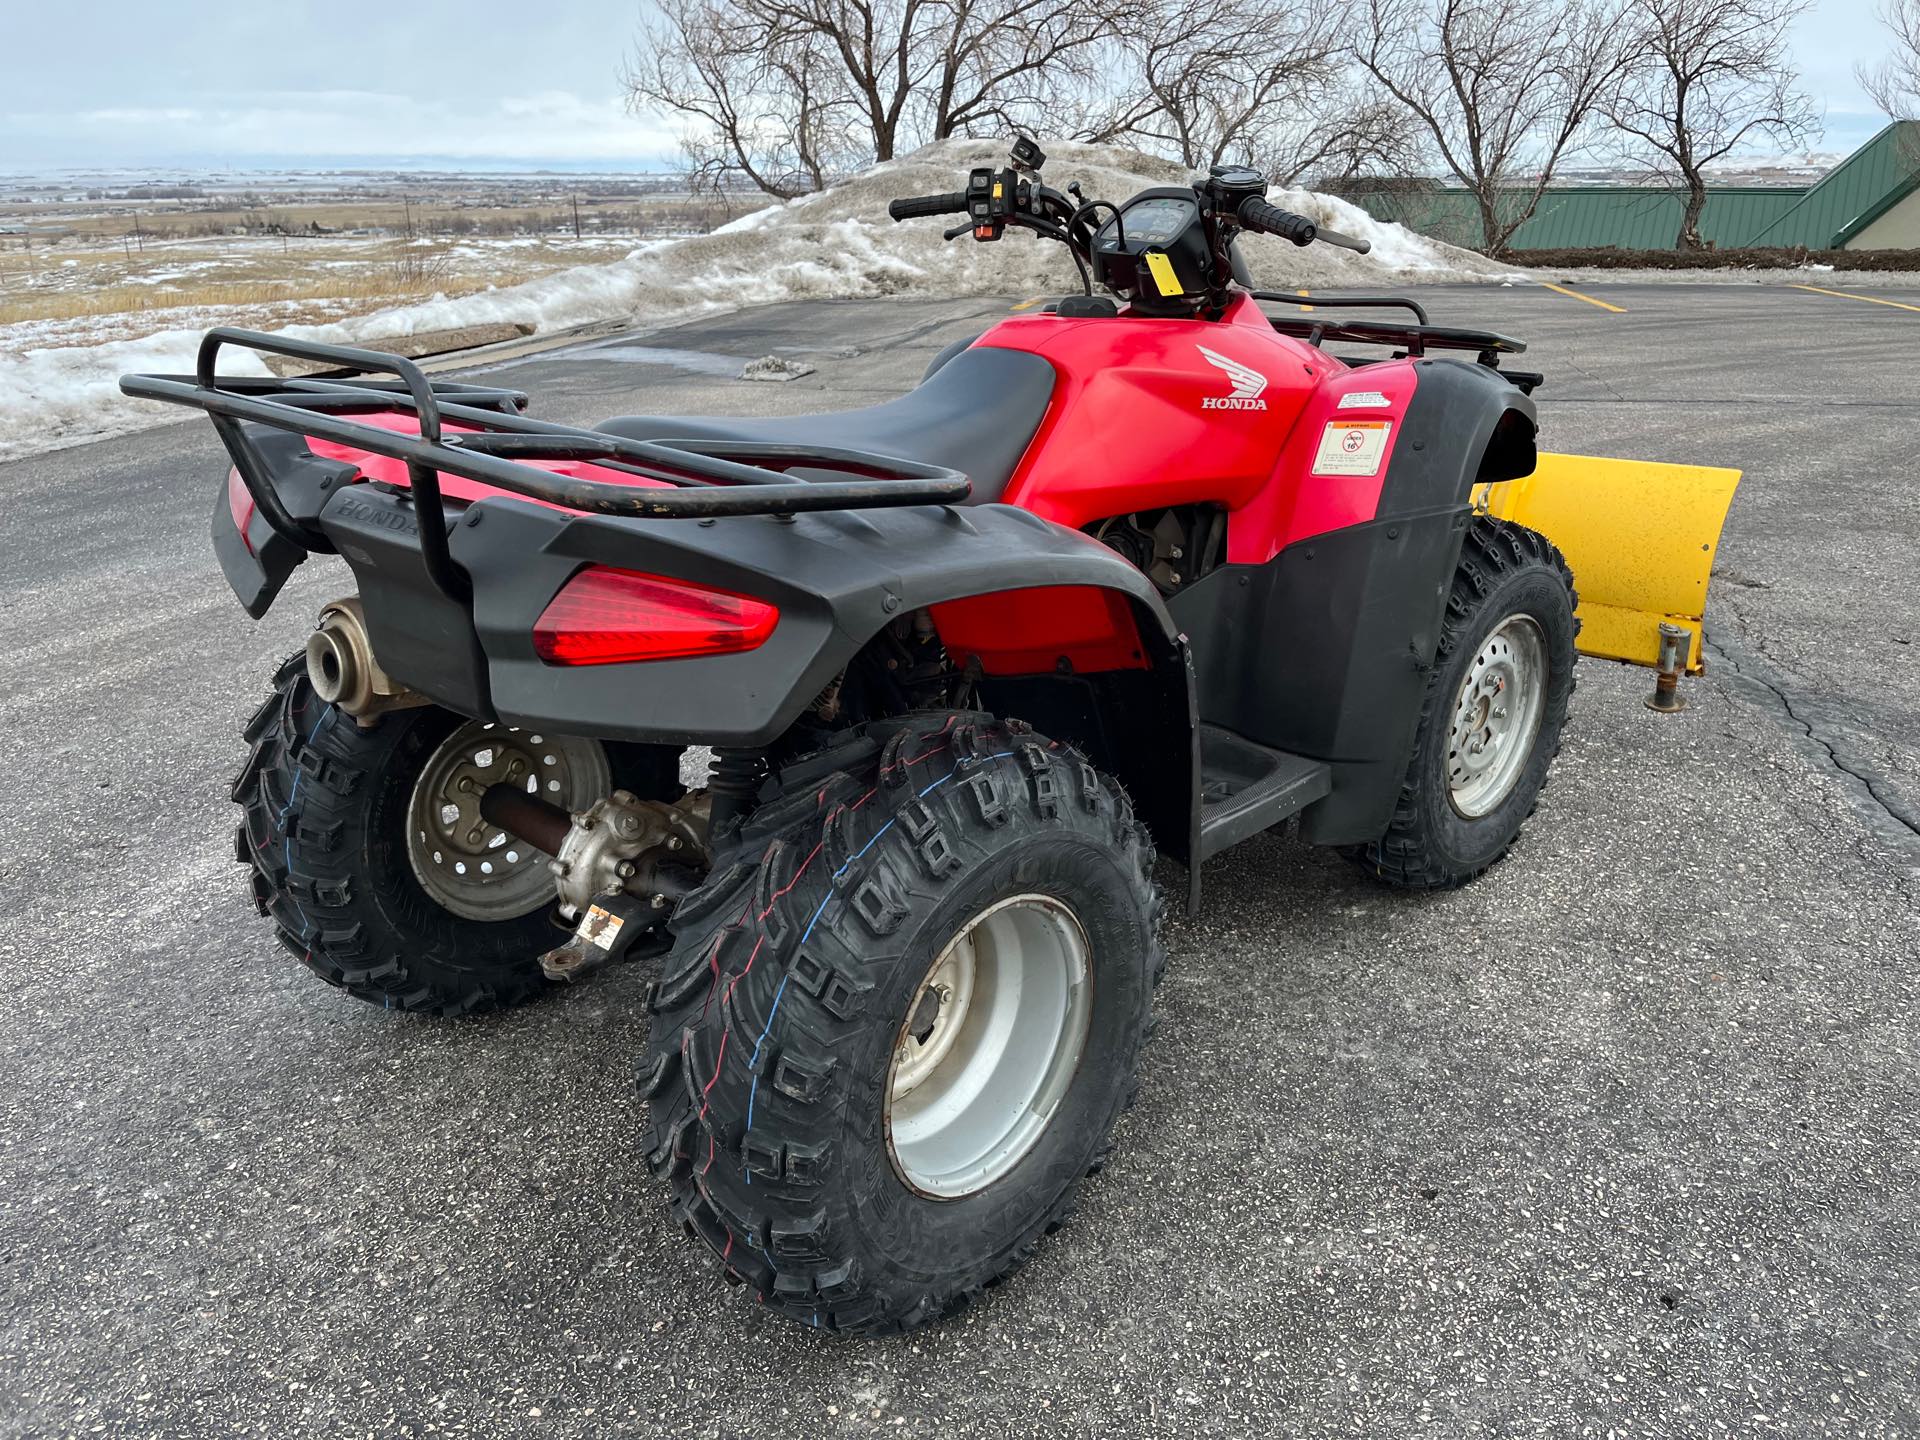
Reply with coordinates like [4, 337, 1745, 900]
[533, 567, 779, 666]
[226, 468, 256, 555]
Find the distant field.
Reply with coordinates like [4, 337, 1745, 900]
[1, 233, 647, 344]
[0, 182, 755, 349]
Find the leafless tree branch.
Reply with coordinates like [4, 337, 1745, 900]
[1605, 0, 1818, 247]
[1351, 0, 1632, 254]
[1860, 0, 1920, 124]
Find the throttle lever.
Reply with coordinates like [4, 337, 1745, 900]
[942, 222, 973, 242]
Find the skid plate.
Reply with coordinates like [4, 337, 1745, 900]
[1475, 452, 1741, 673]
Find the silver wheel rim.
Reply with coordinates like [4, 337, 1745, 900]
[1447, 613, 1547, 818]
[885, 895, 1094, 1200]
[405, 721, 610, 921]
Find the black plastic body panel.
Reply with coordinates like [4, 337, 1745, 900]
[1173, 510, 1466, 844]
[1195, 723, 1331, 861]
[212, 427, 356, 617]
[318, 484, 493, 716]
[1374, 358, 1537, 512]
[1169, 358, 1537, 846]
[213, 485, 292, 619]
[345, 495, 1183, 753]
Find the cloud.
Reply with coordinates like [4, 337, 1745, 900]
[3, 91, 684, 166]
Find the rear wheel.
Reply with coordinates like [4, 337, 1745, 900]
[1350, 518, 1578, 888]
[640, 713, 1163, 1334]
[233, 653, 675, 1015]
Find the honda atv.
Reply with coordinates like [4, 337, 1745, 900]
[122, 137, 1739, 1336]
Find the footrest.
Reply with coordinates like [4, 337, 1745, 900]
[1196, 724, 1331, 862]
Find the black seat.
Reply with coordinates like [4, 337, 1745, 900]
[597, 347, 1055, 505]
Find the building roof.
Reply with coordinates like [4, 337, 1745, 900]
[1348, 121, 1920, 251]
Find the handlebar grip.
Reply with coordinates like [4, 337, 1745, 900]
[1236, 196, 1318, 247]
[887, 192, 969, 222]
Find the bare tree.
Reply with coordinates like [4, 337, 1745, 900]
[625, 0, 858, 198]
[1353, 0, 1629, 254]
[1860, 0, 1920, 122]
[915, 0, 1113, 141]
[1606, 0, 1817, 248]
[1080, 0, 1418, 183]
[628, 0, 1109, 195]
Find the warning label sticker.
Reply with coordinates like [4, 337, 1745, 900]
[1312, 420, 1392, 476]
[580, 904, 627, 951]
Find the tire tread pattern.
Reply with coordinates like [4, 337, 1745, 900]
[233, 656, 551, 1017]
[641, 712, 1164, 1334]
[1353, 517, 1580, 889]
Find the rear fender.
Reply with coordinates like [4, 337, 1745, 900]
[1474, 453, 1741, 672]
[433, 498, 1199, 847]
[443, 497, 1201, 856]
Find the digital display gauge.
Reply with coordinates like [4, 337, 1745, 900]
[1100, 196, 1196, 249]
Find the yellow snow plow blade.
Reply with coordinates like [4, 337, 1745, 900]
[1474, 453, 1741, 674]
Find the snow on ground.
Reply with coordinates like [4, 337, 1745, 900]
[0, 139, 1519, 462]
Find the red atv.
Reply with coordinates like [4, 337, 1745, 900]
[123, 139, 1734, 1335]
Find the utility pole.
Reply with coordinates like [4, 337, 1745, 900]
[403, 195, 414, 240]
[571, 190, 582, 240]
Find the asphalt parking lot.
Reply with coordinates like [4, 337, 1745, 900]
[2, 280, 1918, 1438]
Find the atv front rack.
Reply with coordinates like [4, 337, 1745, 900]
[1249, 292, 1526, 367]
[122, 328, 974, 598]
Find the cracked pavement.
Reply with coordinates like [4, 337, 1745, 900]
[2, 285, 1918, 1438]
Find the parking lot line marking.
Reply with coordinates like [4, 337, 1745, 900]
[1541, 282, 1627, 313]
[1791, 284, 1920, 314]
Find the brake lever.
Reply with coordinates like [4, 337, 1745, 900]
[942, 222, 973, 242]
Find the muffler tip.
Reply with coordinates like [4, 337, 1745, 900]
[306, 625, 356, 705]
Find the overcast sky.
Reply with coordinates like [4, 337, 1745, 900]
[0, 0, 1898, 172]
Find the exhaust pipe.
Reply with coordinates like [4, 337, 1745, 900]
[306, 596, 428, 725]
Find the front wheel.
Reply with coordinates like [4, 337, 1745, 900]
[640, 714, 1163, 1334]
[1350, 517, 1579, 888]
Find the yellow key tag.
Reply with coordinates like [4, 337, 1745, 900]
[1144, 251, 1182, 297]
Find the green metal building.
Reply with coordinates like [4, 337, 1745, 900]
[1349, 121, 1920, 251]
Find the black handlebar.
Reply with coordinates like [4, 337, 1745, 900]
[1236, 196, 1372, 255]
[888, 192, 969, 222]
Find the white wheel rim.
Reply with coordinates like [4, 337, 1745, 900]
[404, 721, 609, 921]
[1447, 613, 1547, 819]
[885, 895, 1093, 1200]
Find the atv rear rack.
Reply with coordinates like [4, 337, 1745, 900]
[121, 328, 974, 596]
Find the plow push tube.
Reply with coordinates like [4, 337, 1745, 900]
[119, 328, 975, 596]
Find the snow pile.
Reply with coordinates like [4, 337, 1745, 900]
[0, 139, 1518, 462]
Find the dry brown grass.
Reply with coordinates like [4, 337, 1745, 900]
[0, 273, 508, 327]
[0, 234, 615, 330]
[4, 195, 731, 245]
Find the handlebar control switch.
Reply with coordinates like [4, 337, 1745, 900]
[1206, 164, 1269, 211]
[966, 167, 1005, 241]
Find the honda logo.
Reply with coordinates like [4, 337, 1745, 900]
[1196, 346, 1269, 411]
